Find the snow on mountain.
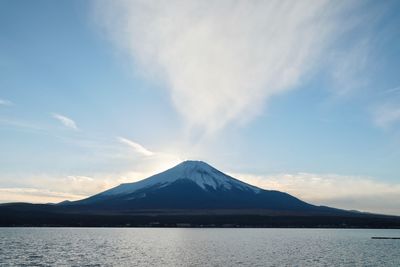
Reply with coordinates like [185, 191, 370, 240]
[67, 160, 345, 215]
[99, 160, 261, 197]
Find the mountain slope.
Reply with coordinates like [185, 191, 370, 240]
[3, 160, 400, 227]
[68, 160, 342, 214]
[98, 160, 260, 196]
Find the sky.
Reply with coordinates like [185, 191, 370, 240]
[1, 0, 400, 215]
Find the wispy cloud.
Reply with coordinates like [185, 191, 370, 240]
[117, 137, 154, 156]
[94, 0, 359, 134]
[381, 86, 400, 96]
[0, 118, 43, 131]
[371, 85, 400, 129]
[0, 170, 167, 203]
[0, 187, 85, 204]
[52, 113, 78, 130]
[373, 104, 400, 129]
[233, 172, 400, 215]
[329, 39, 370, 96]
[0, 98, 13, 106]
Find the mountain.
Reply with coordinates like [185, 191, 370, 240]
[66, 160, 341, 214]
[2, 160, 400, 227]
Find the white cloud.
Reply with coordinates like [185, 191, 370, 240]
[233, 172, 400, 215]
[117, 136, 154, 156]
[52, 113, 78, 130]
[66, 175, 94, 183]
[0, 98, 13, 106]
[94, 0, 355, 134]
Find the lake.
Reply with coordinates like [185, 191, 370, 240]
[1, 228, 399, 266]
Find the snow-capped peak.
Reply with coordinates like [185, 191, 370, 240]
[100, 160, 261, 196]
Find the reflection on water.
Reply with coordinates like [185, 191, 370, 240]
[0, 228, 399, 266]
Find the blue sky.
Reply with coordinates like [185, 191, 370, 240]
[1, 0, 400, 214]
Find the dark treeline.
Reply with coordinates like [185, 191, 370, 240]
[2, 210, 400, 228]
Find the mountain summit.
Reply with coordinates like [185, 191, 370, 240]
[70, 160, 340, 214]
[99, 160, 260, 197]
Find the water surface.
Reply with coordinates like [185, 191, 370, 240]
[1, 228, 399, 266]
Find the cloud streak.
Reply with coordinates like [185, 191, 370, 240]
[373, 105, 400, 129]
[52, 113, 78, 130]
[117, 137, 154, 156]
[0, 118, 43, 131]
[95, 0, 355, 134]
[0, 98, 13, 106]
